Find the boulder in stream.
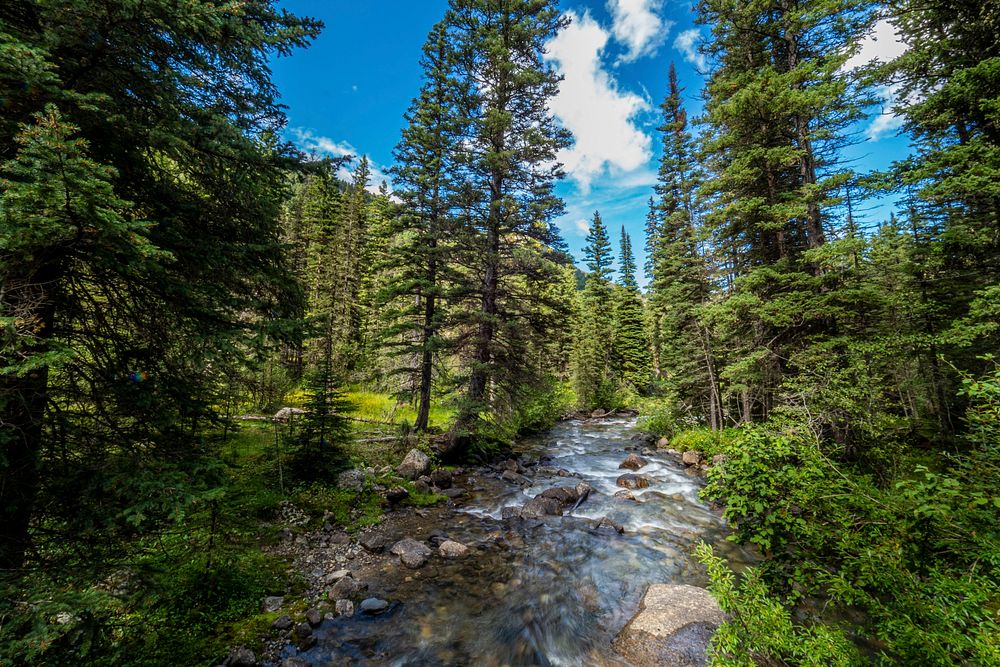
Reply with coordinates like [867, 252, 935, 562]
[681, 450, 703, 466]
[613, 584, 726, 667]
[429, 468, 453, 488]
[519, 496, 564, 518]
[390, 537, 432, 568]
[359, 598, 390, 614]
[619, 453, 649, 470]
[616, 473, 651, 490]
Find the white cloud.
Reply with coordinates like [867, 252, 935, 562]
[289, 128, 392, 193]
[545, 11, 653, 191]
[607, 0, 671, 63]
[842, 18, 908, 71]
[840, 19, 910, 141]
[574, 218, 591, 235]
[673, 29, 707, 71]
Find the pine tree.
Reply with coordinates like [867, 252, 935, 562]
[613, 228, 649, 391]
[574, 212, 616, 409]
[445, 0, 571, 446]
[381, 21, 467, 431]
[0, 0, 319, 568]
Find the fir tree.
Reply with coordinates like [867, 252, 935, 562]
[574, 212, 616, 409]
[613, 228, 649, 391]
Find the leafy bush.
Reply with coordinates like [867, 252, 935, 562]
[696, 543, 861, 667]
[670, 427, 740, 458]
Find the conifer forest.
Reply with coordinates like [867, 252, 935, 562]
[1, 1, 998, 665]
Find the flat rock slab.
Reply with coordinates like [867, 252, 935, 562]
[613, 584, 726, 667]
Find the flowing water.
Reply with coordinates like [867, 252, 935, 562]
[295, 417, 754, 666]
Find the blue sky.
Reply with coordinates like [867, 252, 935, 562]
[271, 1, 911, 285]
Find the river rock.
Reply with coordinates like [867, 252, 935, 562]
[681, 450, 702, 466]
[519, 496, 563, 518]
[322, 569, 351, 585]
[335, 599, 354, 616]
[615, 489, 637, 501]
[443, 487, 466, 499]
[329, 575, 363, 600]
[261, 596, 284, 613]
[305, 608, 322, 627]
[272, 614, 293, 631]
[617, 473, 651, 490]
[224, 646, 258, 667]
[619, 453, 650, 470]
[359, 598, 390, 614]
[337, 468, 365, 492]
[656, 436, 670, 448]
[359, 530, 392, 552]
[594, 517, 625, 534]
[501, 470, 530, 485]
[429, 468, 453, 489]
[503, 458, 523, 473]
[282, 658, 310, 667]
[385, 486, 410, 503]
[397, 449, 431, 480]
[500, 506, 522, 520]
[613, 584, 726, 667]
[390, 537, 432, 568]
[439, 540, 470, 558]
[413, 479, 431, 494]
[539, 485, 579, 504]
[292, 621, 312, 641]
[591, 408, 607, 418]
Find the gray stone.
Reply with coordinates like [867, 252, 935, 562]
[612, 584, 726, 667]
[413, 479, 432, 494]
[656, 436, 670, 448]
[619, 453, 650, 470]
[335, 599, 354, 617]
[519, 496, 563, 518]
[396, 449, 431, 480]
[616, 473, 651, 490]
[682, 450, 702, 466]
[359, 531, 391, 552]
[224, 646, 258, 667]
[390, 537, 432, 568]
[539, 485, 579, 504]
[594, 517, 625, 534]
[337, 468, 365, 492]
[282, 658, 310, 667]
[443, 487, 466, 499]
[272, 407, 306, 422]
[322, 569, 351, 585]
[429, 468, 453, 489]
[500, 505, 522, 520]
[329, 575, 363, 600]
[292, 622, 312, 640]
[272, 614, 293, 631]
[385, 486, 410, 503]
[438, 540, 470, 558]
[261, 596, 284, 613]
[305, 608, 322, 627]
[501, 470, 529, 485]
[615, 489, 637, 501]
[359, 598, 389, 614]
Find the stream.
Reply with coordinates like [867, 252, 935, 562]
[290, 416, 754, 666]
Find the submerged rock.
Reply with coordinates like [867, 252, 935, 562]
[616, 473, 651, 490]
[397, 448, 431, 479]
[438, 540, 470, 558]
[334, 599, 355, 617]
[390, 537, 432, 568]
[613, 584, 726, 667]
[359, 597, 390, 614]
[594, 517, 625, 534]
[614, 489, 637, 501]
[619, 453, 650, 470]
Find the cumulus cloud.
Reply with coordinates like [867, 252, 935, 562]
[841, 18, 910, 141]
[545, 11, 653, 191]
[607, 0, 671, 63]
[673, 28, 706, 71]
[289, 128, 393, 193]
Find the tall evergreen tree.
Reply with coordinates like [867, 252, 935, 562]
[444, 0, 570, 446]
[613, 228, 649, 391]
[574, 212, 616, 409]
[382, 21, 467, 431]
[0, 0, 319, 569]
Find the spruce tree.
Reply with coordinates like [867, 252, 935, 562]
[613, 228, 649, 391]
[444, 0, 570, 446]
[381, 21, 467, 431]
[574, 212, 616, 409]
